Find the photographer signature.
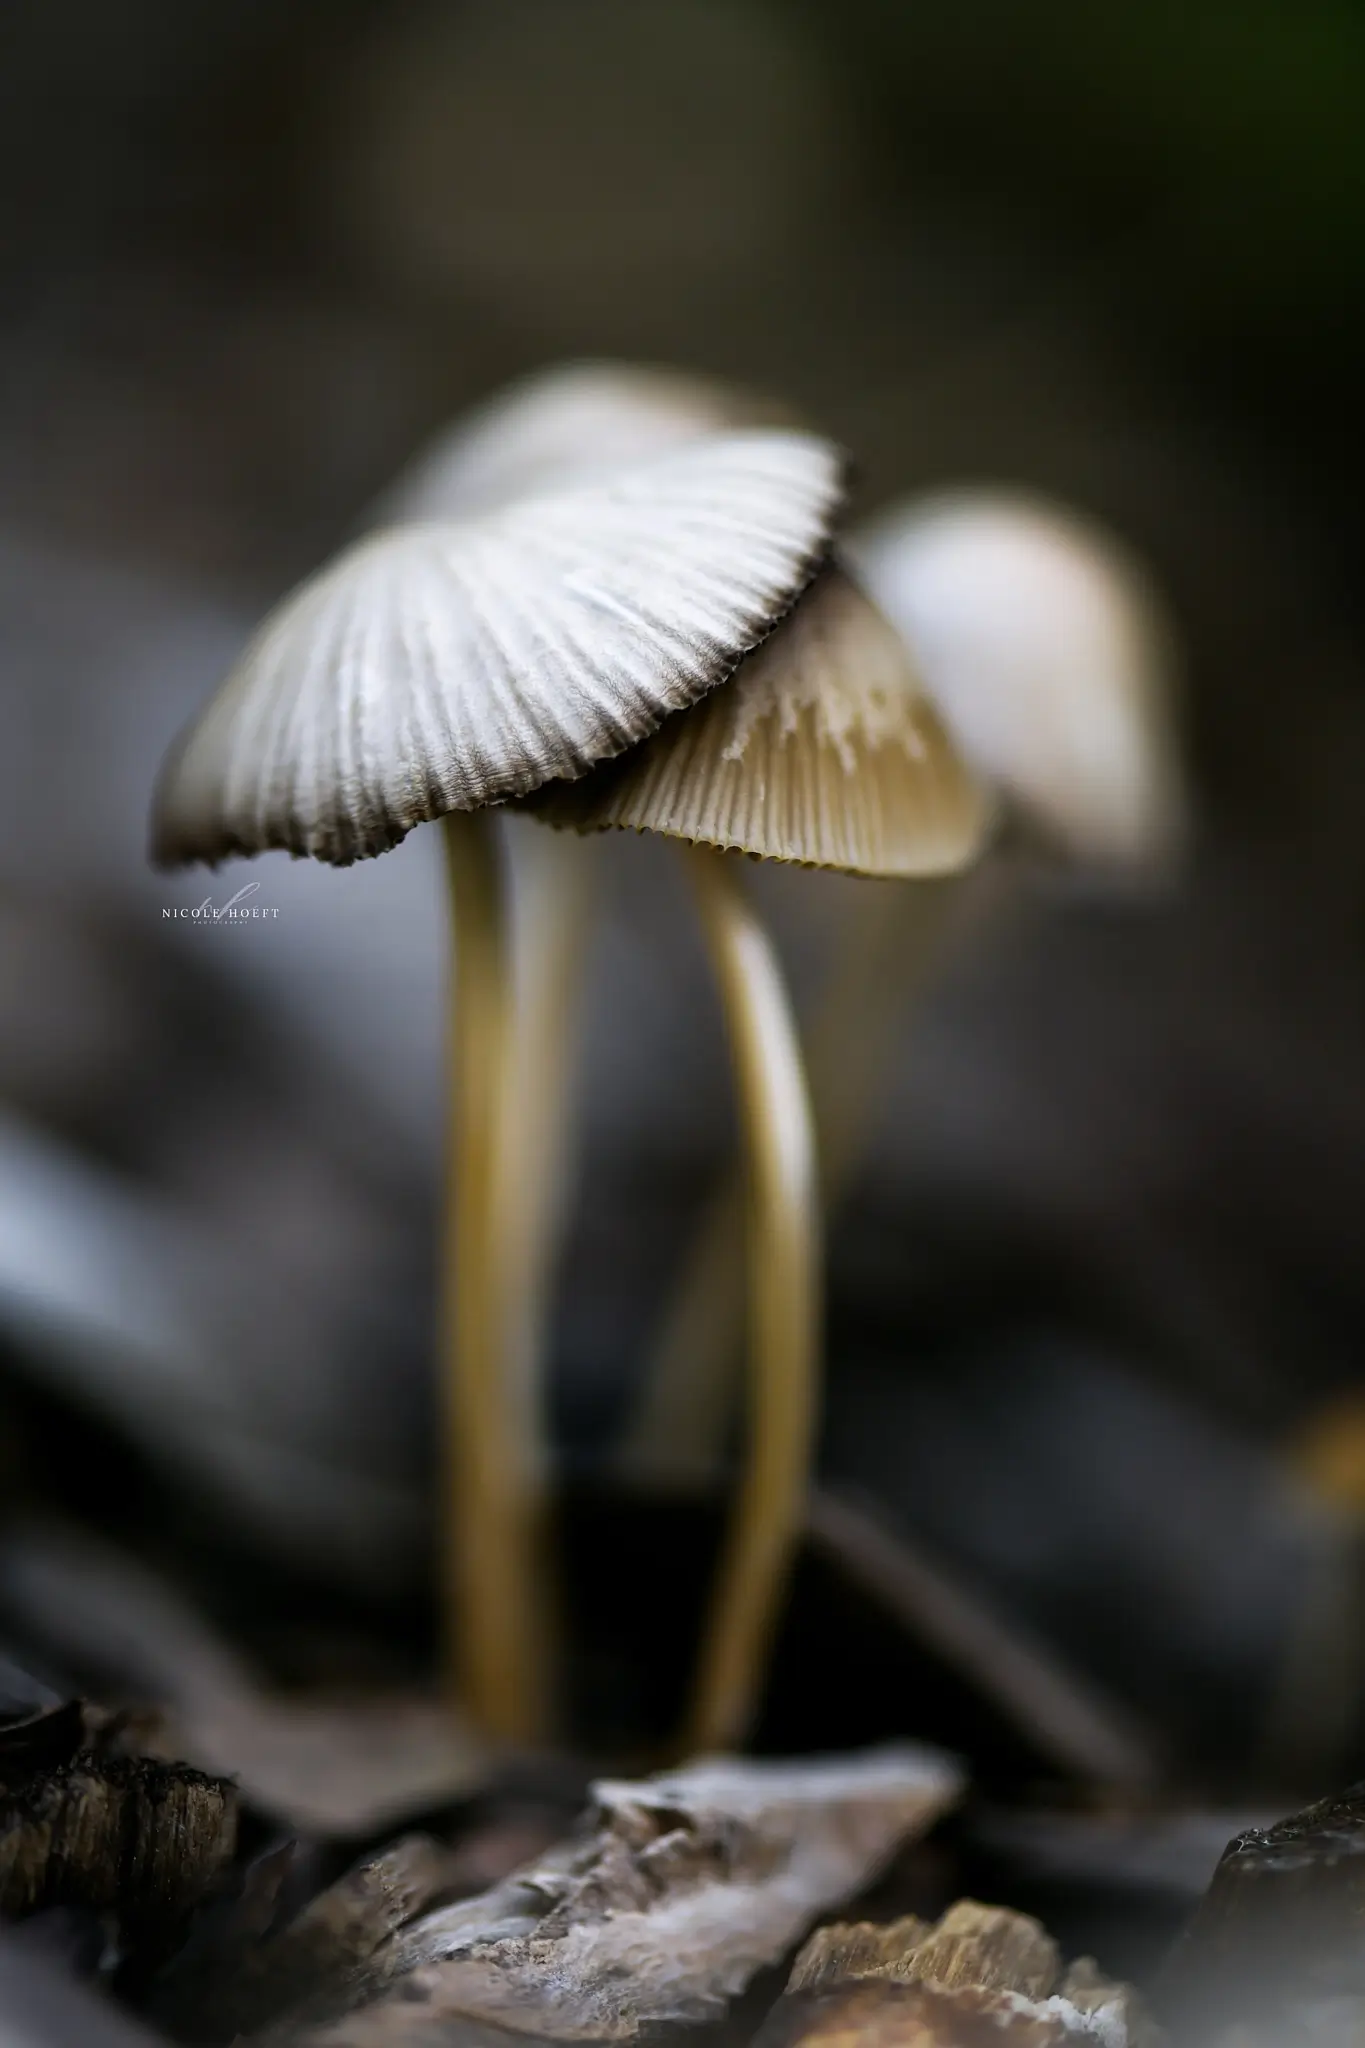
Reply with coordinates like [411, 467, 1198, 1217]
[162, 881, 280, 923]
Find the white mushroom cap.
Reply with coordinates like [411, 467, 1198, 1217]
[151, 430, 845, 868]
[849, 492, 1187, 868]
[533, 565, 992, 877]
[373, 361, 795, 526]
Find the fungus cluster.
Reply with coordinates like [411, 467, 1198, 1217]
[150, 361, 1183, 1757]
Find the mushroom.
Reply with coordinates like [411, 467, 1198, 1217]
[532, 563, 989, 1750]
[851, 489, 1186, 870]
[367, 363, 802, 1558]
[149, 429, 845, 1741]
[619, 488, 1185, 1499]
[370, 359, 796, 525]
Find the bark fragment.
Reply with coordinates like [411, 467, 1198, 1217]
[758, 1900, 1160, 2048]
[253, 1747, 961, 2044]
[1161, 1782, 1365, 2045]
[0, 1748, 236, 1958]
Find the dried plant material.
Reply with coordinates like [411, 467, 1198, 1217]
[806, 1488, 1161, 1789]
[787, 1916, 935, 1993]
[260, 1748, 961, 2044]
[0, 1524, 489, 1837]
[434, 1806, 574, 1901]
[1161, 1783, 1365, 2044]
[152, 432, 844, 867]
[374, 361, 798, 524]
[851, 492, 1185, 869]
[1054, 1959, 1157, 2042]
[154, 1836, 459, 2046]
[0, 1750, 236, 1946]
[753, 1977, 1154, 2048]
[788, 1903, 1058, 1999]
[534, 567, 990, 876]
[765, 1902, 1160, 2047]
[152, 1838, 310, 2026]
[904, 1904, 1064, 2001]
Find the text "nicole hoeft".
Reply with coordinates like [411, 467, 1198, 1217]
[162, 882, 280, 922]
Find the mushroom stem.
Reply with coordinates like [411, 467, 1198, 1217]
[441, 809, 547, 1741]
[620, 878, 956, 1491]
[680, 845, 819, 1754]
[501, 824, 596, 1481]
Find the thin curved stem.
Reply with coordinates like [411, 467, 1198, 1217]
[441, 810, 547, 1741]
[619, 878, 956, 1492]
[680, 845, 819, 1755]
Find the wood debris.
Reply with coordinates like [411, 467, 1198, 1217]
[1161, 1781, 1365, 2045]
[0, 1745, 236, 1959]
[151, 1835, 461, 2045]
[237, 1746, 961, 2044]
[756, 1900, 1161, 2046]
[788, 1903, 1060, 1999]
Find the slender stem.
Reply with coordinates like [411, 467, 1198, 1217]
[441, 809, 547, 1741]
[618, 878, 956, 1491]
[680, 845, 819, 1755]
[496, 820, 597, 1716]
[501, 824, 596, 1441]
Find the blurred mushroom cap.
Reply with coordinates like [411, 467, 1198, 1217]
[850, 492, 1187, 868]
[532, 566, 991, 877]
[151, 431, 845, 868]
[374, 360, 798, 525]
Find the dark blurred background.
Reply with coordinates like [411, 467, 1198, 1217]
[1, 0, 1363, 1793]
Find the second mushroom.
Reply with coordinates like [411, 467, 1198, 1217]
[533, 561, 988, 1751]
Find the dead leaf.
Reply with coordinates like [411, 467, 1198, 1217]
[257, 1747, 961, 2044]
